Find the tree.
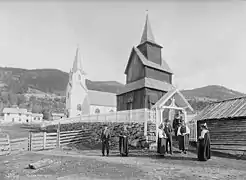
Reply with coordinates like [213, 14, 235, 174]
[8, 93, 17, 105]
[32, 104, 42, 113]
[17, 94, 26, 106]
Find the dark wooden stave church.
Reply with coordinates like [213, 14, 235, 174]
[117, 14, 174, 111]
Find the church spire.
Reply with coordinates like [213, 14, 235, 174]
[72, 45, 85, 74]
[140, 11, 156, 44]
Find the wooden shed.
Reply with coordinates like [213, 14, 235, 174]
[193, 96, 246, 156]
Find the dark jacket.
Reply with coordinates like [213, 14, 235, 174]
[164, 124, 172, 138]
[101, 129, 111, 142]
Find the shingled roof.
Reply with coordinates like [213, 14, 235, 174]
[194, 96, 246, 121]
[124, 47, 173, 75]
[117, 77, 174, 95]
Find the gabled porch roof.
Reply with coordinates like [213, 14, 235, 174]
[151, 88, 194, 112]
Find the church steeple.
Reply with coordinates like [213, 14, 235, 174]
[140, 12, 156, 44]
[72, 46, 85, 74]
[137, 12, 163, 65]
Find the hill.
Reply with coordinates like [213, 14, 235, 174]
[181, 85, 245, 101]
[0, 67, 245, 114]
[0, 67, 124, 95]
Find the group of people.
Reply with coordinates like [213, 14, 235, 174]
[100, 110, 211, 162]
[157, 111, 190, 156]
[157, 110, 211, 161]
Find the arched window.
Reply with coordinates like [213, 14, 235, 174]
[95, 108, 100, 114]
[77, 104, 82, 111]
[78, 74, 81, 80]
[109, 109, 114, 113]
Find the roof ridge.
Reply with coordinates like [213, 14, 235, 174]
[213, 96, 246, 104]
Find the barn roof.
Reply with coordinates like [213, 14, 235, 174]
[88, 90, 116, 107]
[124, 47, 173, 75]
[117, 77, 174, 95]
[2, 108, 28, 114]
[194, 96, 246, 121]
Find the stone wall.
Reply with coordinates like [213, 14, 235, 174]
[45, 121, 156, 150]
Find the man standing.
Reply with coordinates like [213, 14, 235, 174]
[101, 124, 111, 156]
[173, 111, 182, 140]
[197, 123, 211, 161]
[164, 119, 173, 154]
[177, 120, 190, 154]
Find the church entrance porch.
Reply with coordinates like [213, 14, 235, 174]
[151, 88, 194, 146]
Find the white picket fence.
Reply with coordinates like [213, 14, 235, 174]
[43, 108, 156, 126]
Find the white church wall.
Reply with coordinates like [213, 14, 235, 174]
[90, 105, 116, 115]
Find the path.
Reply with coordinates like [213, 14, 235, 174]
[0, 149, 246, 180]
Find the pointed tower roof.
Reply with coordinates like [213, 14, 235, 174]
[72, 46, 86, 74]
[140, 12, 156, 44]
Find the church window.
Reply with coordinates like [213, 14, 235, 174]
[110, 109, 114, 113]
[77, 104, 82, 111]
[78, 74, 81, 80]
[95, 108, 100, 114]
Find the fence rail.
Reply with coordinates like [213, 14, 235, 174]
[43, 108, 156, 126]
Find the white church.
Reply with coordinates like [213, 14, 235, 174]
[65, 47, 117, 118]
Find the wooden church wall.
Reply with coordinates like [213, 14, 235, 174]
[117, 88, 145, 111]
[126, 54, 145, 84]
[145, 67, 172, 84]
[145, 88, 166, 109]
[146, 44, 162, 65]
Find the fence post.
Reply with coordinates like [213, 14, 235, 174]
[57, 123, 60, 148]
[144, 109, 147, 136]
[43, 131, 46, 150]
[28, 132, 32, 151]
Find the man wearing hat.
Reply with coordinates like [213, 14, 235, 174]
[197, 123, 211, 161]
[164, 119, 173, 154]
[101, 124, 111, 156]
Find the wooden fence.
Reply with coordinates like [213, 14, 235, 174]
[43, 108, 156, 126]
[0, 133, 28, 155]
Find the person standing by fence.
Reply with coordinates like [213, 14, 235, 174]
[101, 124, 111, 156]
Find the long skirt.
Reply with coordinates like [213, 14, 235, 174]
[157, 137, 166, 155]
[178, 134, 189, 151]
[119, 136, 129, 156]
[197, 138, 211, 161]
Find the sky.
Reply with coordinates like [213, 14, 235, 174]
[1, 0, 246, 92]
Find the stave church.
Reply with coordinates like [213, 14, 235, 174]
[65, 13, 191, 119]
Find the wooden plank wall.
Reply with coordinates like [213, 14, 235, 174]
[198, 118, 246, 156]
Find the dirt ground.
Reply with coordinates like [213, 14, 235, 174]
[0, 148, 246, 180]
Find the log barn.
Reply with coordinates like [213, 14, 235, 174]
[193, 96, 246, 156]
[117, 14, 173, 111]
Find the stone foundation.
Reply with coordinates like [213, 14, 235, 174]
[45, 121, 156, 150]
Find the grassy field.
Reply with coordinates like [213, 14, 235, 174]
[0, 124, 41, 139]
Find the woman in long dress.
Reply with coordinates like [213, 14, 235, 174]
[197, 123, 211, 161]
[177, 120, 190, 154]
[157, 123, 167, 156]
[119, 125, 129, 156]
